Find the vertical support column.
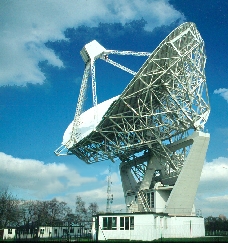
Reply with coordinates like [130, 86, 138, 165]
[139, 156, 163, 191]
[119, 162, 138, 211]
[165, 131, 210, 216]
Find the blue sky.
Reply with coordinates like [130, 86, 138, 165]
[0, 0, 228, 217]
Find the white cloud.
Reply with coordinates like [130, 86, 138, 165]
[77, 183, 125, 211]
[3, 151, 228, 216]
[200, 157, 228, 182]
[195, 195, 228, 217]
[57, 180, 125, 212]
[0, 151, 124, 211]
[0, 0, 184, 86]
[196, 157, 228, 216]
[214, 88, 228, 102]
[0, 152, 96, 199]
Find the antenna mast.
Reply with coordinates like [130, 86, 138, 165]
[106, 166, 113, 213]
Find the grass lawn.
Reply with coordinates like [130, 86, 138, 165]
[152, 236, 228, 242]
[1, 236, 228, 242]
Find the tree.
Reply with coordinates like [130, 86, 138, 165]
[45, 198, 72, 225]
[205, 215, 228, 232]
[75, 196, 87, 223]
[20, 198, 72, 226]
[0, 189, 99, 230]
[87, 202, 99, 221]
[19, 200, 36, 226]
[0, 189, 21, 228]
[75, 196, 99, 230]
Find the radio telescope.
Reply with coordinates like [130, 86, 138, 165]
[55, 22, 210, 216]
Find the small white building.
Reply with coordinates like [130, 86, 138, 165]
[14, 225, 85, 239]
[92, 212, 205, 241]
[38, 226, 53, 238]
[1, 228, 16, 240]
[51, 225, 83, 238]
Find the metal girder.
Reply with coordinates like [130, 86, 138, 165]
[54, 23, 211, 216]
[101, 57, 137, 75]
[65, 23, 210, 177]
[56, 23, 210, 187]
[106, 50, 151, 57]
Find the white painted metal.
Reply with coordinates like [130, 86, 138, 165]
[54, 63, 90, 154]
[121, 131, 209, 215]
[56, 22, 210, 164]
[55, 22, 210, 221]
[102, 57, 136, 75]
[55, 40, 151, 155]
[61, 95, 120, 148]
[108, 50, 151, 56]
[165, 131, 210, 216]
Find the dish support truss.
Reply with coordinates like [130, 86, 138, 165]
[121, 131, 210, 216]
[55, 40, 151, 152]
[55, 22, 210, 215]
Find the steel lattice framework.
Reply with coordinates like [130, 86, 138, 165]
[55, 22, 210, 184]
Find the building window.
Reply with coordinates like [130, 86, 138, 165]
[120, 217, 134, 230]
[40, 229, 44, 235]
[54, 229, 57, 235]
[8, 229, 12, 234]
[146, 192, 154, 208]
[151, 192, 154, 208]
[125, 217, 129, 230]
[70, 228, 74, 233]
[103, 217, 107, 230]
[102, 217, 117, 230]
[120, 217, 124, 230]
[130, 217, 134, 230]
[164, 217, 168, 229]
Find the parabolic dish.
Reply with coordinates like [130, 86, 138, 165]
[62, 22, 210, 164]
[63, 95, 120, 144]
